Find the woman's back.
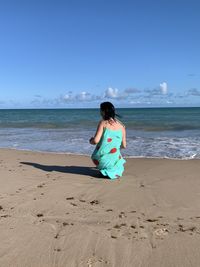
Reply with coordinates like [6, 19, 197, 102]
[102, 118, 124, 130]
[101, 119, 126, 149]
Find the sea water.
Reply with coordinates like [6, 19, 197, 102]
[0, 107, 200, 159]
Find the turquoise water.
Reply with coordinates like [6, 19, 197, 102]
[0, 107, 200, 159]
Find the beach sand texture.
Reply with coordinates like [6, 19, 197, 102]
[1, 148, 200, 267]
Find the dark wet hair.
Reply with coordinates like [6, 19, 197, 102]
[100, 102, 120, 120]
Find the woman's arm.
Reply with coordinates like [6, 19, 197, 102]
[89, 121, 104, 145]
[121, 126, 126, 149]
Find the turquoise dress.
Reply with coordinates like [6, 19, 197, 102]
[91, 128, 126, 179]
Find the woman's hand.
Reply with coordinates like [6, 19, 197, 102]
[89, 137, 95, 145]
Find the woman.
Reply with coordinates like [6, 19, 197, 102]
[90, 102, 126, 179]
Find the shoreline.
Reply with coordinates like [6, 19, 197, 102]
[1, 148, 200, 266]
[0, 147, 198, 160]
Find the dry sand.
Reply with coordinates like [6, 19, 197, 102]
[1, 148, 200, 267]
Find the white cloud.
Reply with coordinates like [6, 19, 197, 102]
[63, 93, 73, 101]
[104, 87, 129, 100]
[129, 100, 142, 104]
[187, 88, 200, 96]
[159, 82, 168, 94]
[76, 91, 91, 101]
[124, 88, 141, 94]
[25, 82, 188, 108]
[145, 88, 162, 96]
[104, 87, 119, 99]
[59, 91, 102, 103]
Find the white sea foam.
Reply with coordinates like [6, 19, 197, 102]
[0, 108, 200, 159]
[0, 127, 200, 159]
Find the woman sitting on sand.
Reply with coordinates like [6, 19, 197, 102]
[89, 102, 126, 179]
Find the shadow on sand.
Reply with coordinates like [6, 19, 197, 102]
[20, 161, 104, 178]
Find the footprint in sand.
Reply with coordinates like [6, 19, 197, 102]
[63, 222, 74, 226]
[70, 202, 77, 207]
[90, 200, 100, 205]
[1, 214, 11, 218]
[113, 223, 127, 229]
[154, 228, 169, 236]
[111, 235, 117, 239]
[131, 224, 136, 229]
[66, 197, 74, 200]
[86, 256, 108, 266]
[119, 211, 126, 218]
[37, 183, 45, 188]
[146, 218, 159, 223]
[178, 224, 197, 233]
[54, 233, 59, 239]
[54, 248, 61, 252]
[177, 217, 184, 221]
[36, 213, 44, 218]
[106, 209, 113, 212]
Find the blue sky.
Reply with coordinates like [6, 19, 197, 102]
[0, 0, 200, 108]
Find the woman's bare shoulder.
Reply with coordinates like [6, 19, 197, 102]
[98, 120, 106, 128]
[116, 118, 126, 128]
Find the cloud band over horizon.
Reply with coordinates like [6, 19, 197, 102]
[1, 81, 199, 108]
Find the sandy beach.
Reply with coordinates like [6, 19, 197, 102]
[1, 148, 200, 267]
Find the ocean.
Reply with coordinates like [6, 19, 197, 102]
[0, 107, 200, 159]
